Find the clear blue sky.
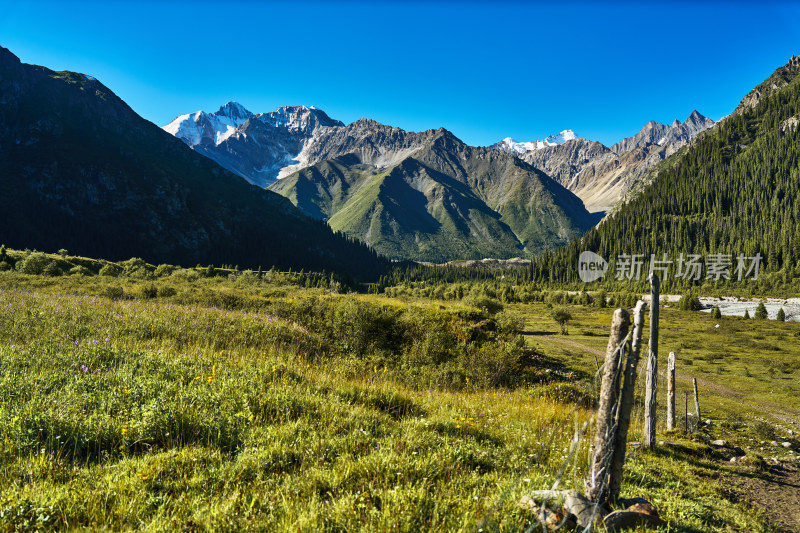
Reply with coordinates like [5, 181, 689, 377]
[2, 0, 799, 147]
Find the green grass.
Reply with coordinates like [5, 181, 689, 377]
[0, 270, 783, 531]
[509, 300, 800, 431]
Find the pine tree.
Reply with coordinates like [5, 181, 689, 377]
[744, 309, 751, 319]
[777, 307, 786, 321]
[711, 306, 722, 319]
[755, 301, 768, 319]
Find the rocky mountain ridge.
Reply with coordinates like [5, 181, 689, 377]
[269, 125, 595, 262]
[500, 111, 716, 213]
[164, 103, 343, 187]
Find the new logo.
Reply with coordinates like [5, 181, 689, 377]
[579, 251, 608, 282]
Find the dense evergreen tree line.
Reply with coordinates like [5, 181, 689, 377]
[529, 70, 800, 289]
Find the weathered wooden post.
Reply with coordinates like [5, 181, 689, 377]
[585, 308, 630, 504]
[666, 352, 676, 431]
[609, 300, 646, 503]
[643, 275, 659, 448]
[693, 378, 701, 421]
[684, 391, 689, 433]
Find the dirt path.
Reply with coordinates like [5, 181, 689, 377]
[537, 334, 800, 427]
[725, 463, 800, 533]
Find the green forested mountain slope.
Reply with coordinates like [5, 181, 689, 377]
[270, 130, 594, 262]
[0, 47, 387, 279]
[530, 56, 800, 284]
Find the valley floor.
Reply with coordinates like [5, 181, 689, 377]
[0, 270, 796, 531]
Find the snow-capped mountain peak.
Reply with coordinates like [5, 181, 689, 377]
[163, 103, 346, 188]
[216, 101, 252, 121]
[163, 101, 254, 147]
[493, 129, 579, 154]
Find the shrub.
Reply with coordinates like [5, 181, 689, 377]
[42, 261, 63, 277]
[752, 420, 775, 440]
[460, 340, 522, 388]
[550, 308, 572, 335]
[15, 252, 50, 275]
[105, 286, 124, 300]
[680, 290, 702, 311]
[172, 269, 200, 282]
[58, 248, 68, 257]
[121, 257, 148, 276]
[711, 306, 722, 319]
[158, 286, 177, 298]
[0, 261, 11, 271]
[754, 301, 768, 320]
[495, 310, 524, 338]
[154, 264, 178, 278]
[777, 307, 786, 321]
[594, 290, 607, 308]
[465, 295, 503, 315]
[141, 284, 158, 299]
[69, 265, 92, 276]
[99, 264, 121, 277]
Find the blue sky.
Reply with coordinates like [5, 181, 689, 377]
[2, 1, 799, 146]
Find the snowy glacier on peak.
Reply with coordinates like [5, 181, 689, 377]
[494, 130, 578, 154]
[162, 103, 345, 188]
[162, 101, 253, 148]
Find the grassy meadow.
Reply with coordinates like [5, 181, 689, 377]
[0, 251, 794, 531]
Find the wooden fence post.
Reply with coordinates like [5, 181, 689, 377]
[585, 308, 631, 504]
[609, 300, 646, 503]
[693, 378, 701, 421]
[643, 275, 659, 448]
[684, 391, 688, 433]
[666, 352, 676, 431]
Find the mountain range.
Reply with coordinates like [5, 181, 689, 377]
[270, 123, 595, 262]
[0, 46, 386, 278]
[164, 101, 716, 250]
[493, 111, 716, 213]
[5, 42, 795, 274]
[165, 106, 597, 262]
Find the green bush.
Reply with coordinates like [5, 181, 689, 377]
[154, 264, 178, 278]
[495, 310, 524, 338]
[680, 290, 702, 311]
[172, 269, 200, 282]
[105, 286, 124, 300]
[158, 286, 177, 298]
[754, 301, 768, 320]
[121, 257, 150, 279]
[15, 252, 50, 275]
[550, 308, 572, 335]
[465, 295, 503, 314]
[752, 420, 775, 440]
[41, 261, 62, 277]
[69, 265, 92, 276]
[99, 264, 121, 277]
[777, 307, 786, 321]
[141, 284, 158, 299]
